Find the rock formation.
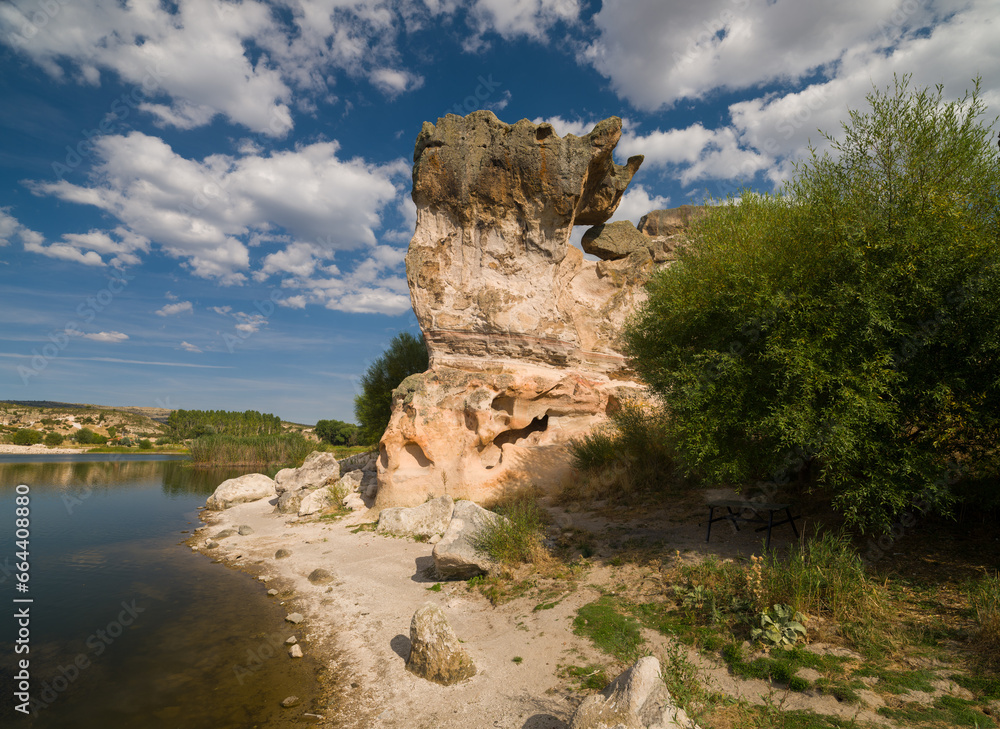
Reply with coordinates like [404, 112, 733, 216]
[376, 111, 687, 507]
[205, 473, 277, 510]
[406, 603, 477, 685]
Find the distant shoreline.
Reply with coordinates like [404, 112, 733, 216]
[0, 444, 88, 454]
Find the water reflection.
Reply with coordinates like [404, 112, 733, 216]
[0, 458, 321, 728]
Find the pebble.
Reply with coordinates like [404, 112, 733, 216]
[275, 548, 292, 559]
[268, 589, 279, 596]
[205, 541, 219, 549]
[308, 568, 335, 584]
[238, 525, 254, 536]
[286, 636, 298, 645]
[285, 612, 305, 624]
[215, 529, 237, 539]
[289, 644, 303, 658]
[280, 696, 300, 708]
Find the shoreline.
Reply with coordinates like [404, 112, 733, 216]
[0, 444, 89, 454]
[190, 496, 599, 728]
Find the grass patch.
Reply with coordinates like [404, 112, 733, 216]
[560, 664, 609, 691]
[967, 571, 1000, 669]
[349, 522, 377, 533]
[951, 673, 1000, 700]
[189, 433, 313, 467]
[426, 583, 442, 592]
[472, 491, 549, 567]
[512, 656, 523, 664]
[878, 696, 995, 727]
[853, 665, 936, 694]
[573, 597, 646, 663]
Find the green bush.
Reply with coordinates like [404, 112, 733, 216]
[74, 427, 96, 444]
[354, 332, 428, 444]
[138, 439, 153, 449]
[11, 429, 43, 445]
[314, 419, 359, 446]
[623, 76, 1000, 532]
[44, 432, 64, 446]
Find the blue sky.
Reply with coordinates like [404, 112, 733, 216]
[1, 0, 996, 425]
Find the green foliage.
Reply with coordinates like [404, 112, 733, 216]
[188, 434, 312, 467]
[11, 428, 43, 445]
[623, 76, 1000, 532]
[138, 439, 153, 449]
[560, 664, 609, 691]
[74, 427, 96, 444]
[353, 331, 428, 445]
[573, 597, 646, 662]
[471, 494, 547, 566]
[107, 425, 117, 437]
[314, 418, 359, 446]
[751, 604, 807, 647]
[43, 432, 64, 446]
[167, 409, 283, 439]
[567, 399, 677, 501]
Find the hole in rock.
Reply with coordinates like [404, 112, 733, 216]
[492, 414, 549, 450]
[379, 444, 389, 470]
[398, 442, 432, 471]
[491, 395, 515, 416]
[605, 395, 621, 416]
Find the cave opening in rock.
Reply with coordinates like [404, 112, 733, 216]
[492, 414, 549, 450]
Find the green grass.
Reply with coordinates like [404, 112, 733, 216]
[573, 597, 646, 663]
[560, 664, 609, 691]
[853, 665, 936, 694]
[951, 673, 1000, 700]
[189, 433, 313, 467]
[878, 696, 995, 727]
[472, 493, 547, 567]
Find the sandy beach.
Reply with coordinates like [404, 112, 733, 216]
[189, 487, 894, 729]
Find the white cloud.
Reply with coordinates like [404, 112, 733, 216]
[234, 312, 267, 335]
[370, 68, 425, 95]
[30, 131, 406, 283]
[156, 301, 194, 317]
[78, 331, 129, 343]
[211, 306, 232, 316]
[467, 0, 580, 41]
[179, 341, 202, 353]
[0, 208, 19, 246]
[608, 185, 672, 226]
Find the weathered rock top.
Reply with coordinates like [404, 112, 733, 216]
[412, 111, 643, 230]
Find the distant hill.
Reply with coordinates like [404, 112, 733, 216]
[1, 401, 174, 423]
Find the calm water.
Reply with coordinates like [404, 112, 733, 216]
[0, 456, 323, 728]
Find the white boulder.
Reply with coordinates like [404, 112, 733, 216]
[377, 495, 455, 538]
[205, 473, 277, 510]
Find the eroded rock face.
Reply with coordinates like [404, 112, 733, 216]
[378, 112, 661, 507]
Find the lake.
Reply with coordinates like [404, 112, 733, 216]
[0, 455, 324, 728]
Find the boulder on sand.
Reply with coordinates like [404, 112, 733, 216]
[377, 495, 455, 538]
[206, 473, 277, 510]
[298, 486, 335, 516]
[274, 452, 340, 494]
[431, 500, 503, 579]
[405, 603, 476, 685]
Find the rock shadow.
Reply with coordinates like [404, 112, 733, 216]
[522, 714, 568, 729]
[390, 633, 411, 662]
[410, 555, 437, 583]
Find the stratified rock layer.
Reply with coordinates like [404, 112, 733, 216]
[378, 112, 656, 507]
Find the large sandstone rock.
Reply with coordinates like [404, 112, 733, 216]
[205, 473, 276, 510]
[275, 452, 340, 494]
[298, 486, 336, 516]
[432, 500, 503, 579]
[377, 495, 455, 538]
[636, 205, 706, 237]
[582, 220, 652, 261]
[377, 113, 693, 508]
[570, 656, 699, 729]
[406, 603, 476, 685]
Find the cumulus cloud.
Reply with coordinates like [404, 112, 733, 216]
[608, 185, 672, 226]
[179, 341, 202, 353]
[156, 301, 194, 317]
[28, 131, 406, 284]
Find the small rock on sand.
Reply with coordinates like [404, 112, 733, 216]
[308, 568, 335, 584]
[285, 612, 305, 624]
[275, 548, 292, 559]
[267, 589, 279, 596]
[281, 696, 300, 708]
[289, 644, 303, 658]
[238, 525, 254, 535]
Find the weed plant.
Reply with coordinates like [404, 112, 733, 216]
[473, 491, 548, 567]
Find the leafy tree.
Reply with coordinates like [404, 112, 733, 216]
[624, 76, 1000, 532]
[11, 429, 43, 445]
[44, 432, 64, 446]
[315, 419, 359, 446]
[138, 439, 153, 449]
[74, 427, 96, 444]
[107, 425, 117, 437]
[354, 332, 429, 444]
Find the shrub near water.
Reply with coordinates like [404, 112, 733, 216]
[189, 434, 313, 467]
